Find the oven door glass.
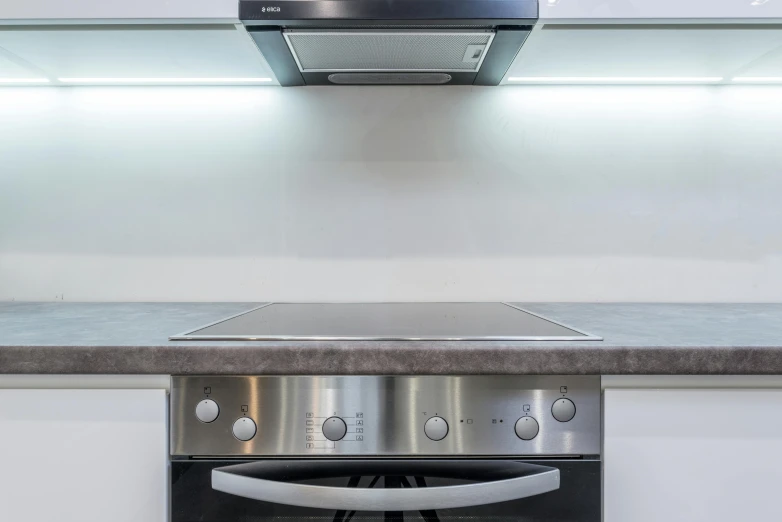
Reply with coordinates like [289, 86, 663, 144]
[172, 459, 600, 521]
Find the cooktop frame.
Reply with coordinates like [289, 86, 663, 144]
[169, 302, 602, 342]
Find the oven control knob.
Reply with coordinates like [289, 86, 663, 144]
[232, 417, 257, 441]
[514, 416, 539, 440]
[424, 416, 449, 441]
[552, 398, 576, 422]
[322, 416, 348, 441]
[195, 399, 219, 423]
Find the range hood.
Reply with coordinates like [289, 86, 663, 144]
[241, 0, 538, 86]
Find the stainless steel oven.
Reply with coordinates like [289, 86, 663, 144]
[170, 376, 601, 521]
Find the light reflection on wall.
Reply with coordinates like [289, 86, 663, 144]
[1, 85, 781, 302]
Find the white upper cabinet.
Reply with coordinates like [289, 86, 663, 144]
[0, 0, 238, 21]
[507, 1, 782, 85]
[540, 0, 782, 21]
[0, 24, 278, 85]
[0, 2, 274, 86]
[504, 23, 782, 84]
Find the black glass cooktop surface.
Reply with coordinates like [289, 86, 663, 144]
[170, 303, 601, 341]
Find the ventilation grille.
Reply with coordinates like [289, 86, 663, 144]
[328, 73, 453, 85]
[284, 30, 494, 72]
[309, 25, 492, 29]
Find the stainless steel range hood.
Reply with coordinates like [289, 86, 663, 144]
[241, 0, 537, 86]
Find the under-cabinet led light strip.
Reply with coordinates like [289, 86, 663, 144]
[3, 76, 780, 86]
[0, 78, 50, 84]
[732, 77, 782, 83]
[57, 77, 273, 84]
[507, 77, 724, 84]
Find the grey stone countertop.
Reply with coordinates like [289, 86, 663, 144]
[0, 302, 781, 375]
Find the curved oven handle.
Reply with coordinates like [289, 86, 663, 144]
[211, 460, 560, 511]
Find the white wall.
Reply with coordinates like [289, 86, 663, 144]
[1, 85, 781, 302]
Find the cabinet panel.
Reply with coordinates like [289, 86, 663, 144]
[0, 0, 237, 21]
[604, 389, 782, 522]
[503, 24, 782, 83]
[0, 24, 278, 84]
[0, 389, 167, 522]
[540, 0, 782, 21]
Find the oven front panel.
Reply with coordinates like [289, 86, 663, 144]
[171, 459, 600, 522]
[171, 376, 600, 457]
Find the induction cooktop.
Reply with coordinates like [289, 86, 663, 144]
[170, 303, 602, 341]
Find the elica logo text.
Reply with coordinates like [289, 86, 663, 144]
[261, 6, 281, 13]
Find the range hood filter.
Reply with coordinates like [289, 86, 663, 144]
[328, 72, 453, 85]
[283, 30, 494, 72]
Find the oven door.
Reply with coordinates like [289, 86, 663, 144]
[172, 459, 600, 521]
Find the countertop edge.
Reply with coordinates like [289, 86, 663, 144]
[2, 344, 782, 375]
[3, 303, 782, 375]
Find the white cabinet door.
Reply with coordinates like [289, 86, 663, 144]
[0, 389, 167, 522]
[0, 0, 238, 20]
[604, 389, 782, 522]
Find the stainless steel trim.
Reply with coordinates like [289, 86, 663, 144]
[172, 334, 596, 340]
[190, 454, 587, 460]
[169, 302, 601, 341]
[501, 303, 604, 341]
[211, 464, 560, 510]
[281, 30, 496, 73]
[169, 302, 272, 340]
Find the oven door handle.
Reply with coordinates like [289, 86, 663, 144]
[211, 460, 560, 511]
